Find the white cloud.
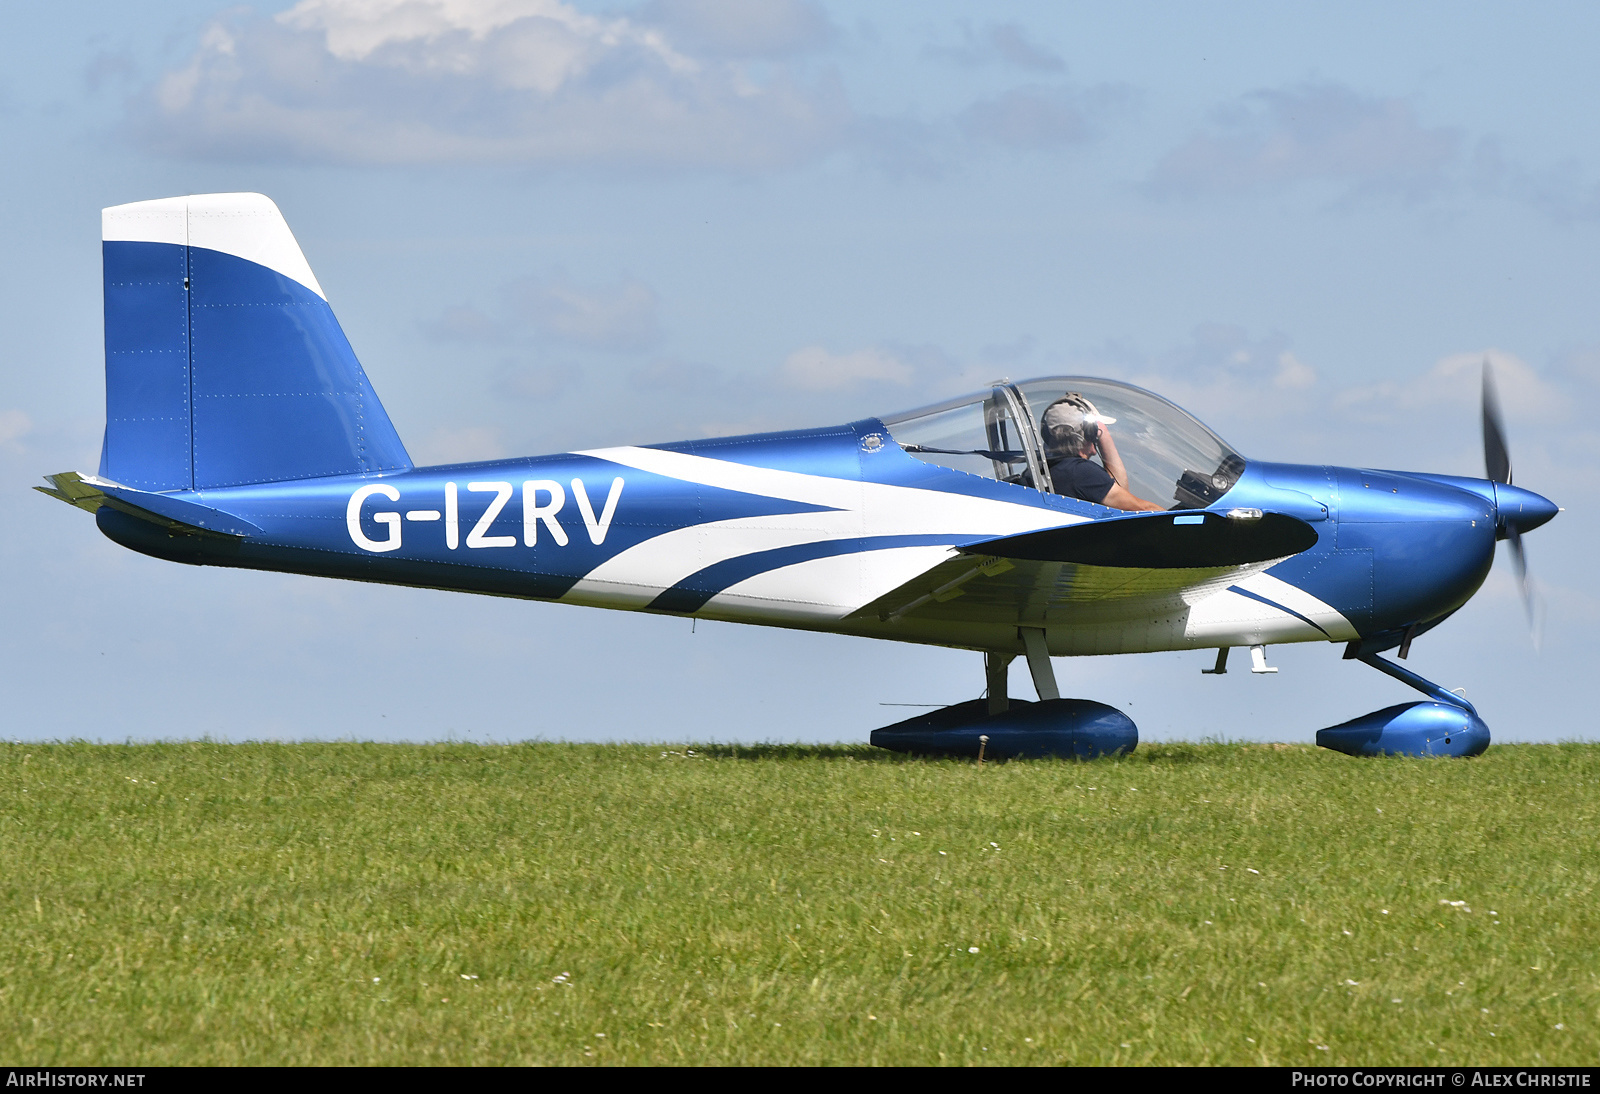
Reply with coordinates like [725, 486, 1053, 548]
[1469, 140, 1600, 224]
[1333, 349, 1564, 423]
[1149, 82, 1460, 199]
[279, 0, 692, 90]
[959, 85, 1100, 150]
[423, 304, 504, 342]
[630, 358, 722, 393]
[0, 410, 32, 451]
[136, 0, 851, 168]
[492, 360, 577, 401]
[927, 22, 1065, 73]
[851, 80, 1127, 177]
[506, 274, 660, 350]
[132, 4, 1134, 173]
[637, 0, 834, 58]
[413, 424, 507, 465]
[1145, 80, 1600, 222]
[1555, 343, 1600, 386]
[425, 273, 661, 350]
[780, 346, 914, 391]
[1273, 352, 1317, 390]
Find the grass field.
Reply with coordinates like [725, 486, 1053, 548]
[3, 740, 1598, 1066]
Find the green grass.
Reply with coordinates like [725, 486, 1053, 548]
[3, 740, 1598, 1065]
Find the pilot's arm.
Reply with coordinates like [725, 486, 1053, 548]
[1094, 428, 1165, 512]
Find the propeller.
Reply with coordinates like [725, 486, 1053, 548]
[1481, 359, 1539, 642]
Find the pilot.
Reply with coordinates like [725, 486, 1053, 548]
[1041, 394, 1165, 511]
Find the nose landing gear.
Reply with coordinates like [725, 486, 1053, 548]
[1316, 653, 1490, 757]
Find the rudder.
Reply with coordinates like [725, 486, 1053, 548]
[101, 193, 411, 491]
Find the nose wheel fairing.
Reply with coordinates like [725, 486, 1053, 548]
[1316, 701, 1490, 758]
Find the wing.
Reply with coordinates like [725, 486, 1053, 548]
[851, 509, 1317, 628]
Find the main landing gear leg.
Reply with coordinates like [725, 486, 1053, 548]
[1020, 627, 1060, 701]
[985, 652, 1014, 716]
[1315, 653, 1490, 758]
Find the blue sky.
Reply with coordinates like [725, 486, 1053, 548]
[3, 1, 1596, 743]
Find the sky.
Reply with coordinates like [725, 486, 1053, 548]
[3, 1, 1597, 744]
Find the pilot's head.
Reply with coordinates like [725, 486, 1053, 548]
[1042, 393, 1114, 458]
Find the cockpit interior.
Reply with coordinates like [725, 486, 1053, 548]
[881, 377, 1246, 509]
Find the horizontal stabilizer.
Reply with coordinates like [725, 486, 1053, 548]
[36, 472, 260, 538]
[963, 509, 1316, 569]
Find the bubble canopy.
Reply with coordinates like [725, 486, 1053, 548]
[879, 377, 1246, 509]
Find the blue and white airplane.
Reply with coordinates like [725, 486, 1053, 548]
[40, 193, 1558, 758]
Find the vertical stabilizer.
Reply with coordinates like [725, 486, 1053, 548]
[101, 193, 411, 491]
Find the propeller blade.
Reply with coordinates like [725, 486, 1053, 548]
[1482, 358, 1512, 485]
[1507, 526, 1529, 613]
[1506, 525, 1543, 650]
[1482, 359, 1546, 649]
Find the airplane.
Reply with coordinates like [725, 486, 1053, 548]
[38, 193, 1559, 759]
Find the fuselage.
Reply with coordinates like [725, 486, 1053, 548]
[96, 415, 1529, 659]
[67, 193, 1560, 758]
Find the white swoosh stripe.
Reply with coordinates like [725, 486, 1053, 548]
[565, 446, 1078, 605]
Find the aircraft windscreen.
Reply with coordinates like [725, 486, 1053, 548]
[877, 389, 1039, 485]
[882, 377, 1245, 508]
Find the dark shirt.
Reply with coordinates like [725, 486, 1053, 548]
[1049, 456, 1114, 503]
